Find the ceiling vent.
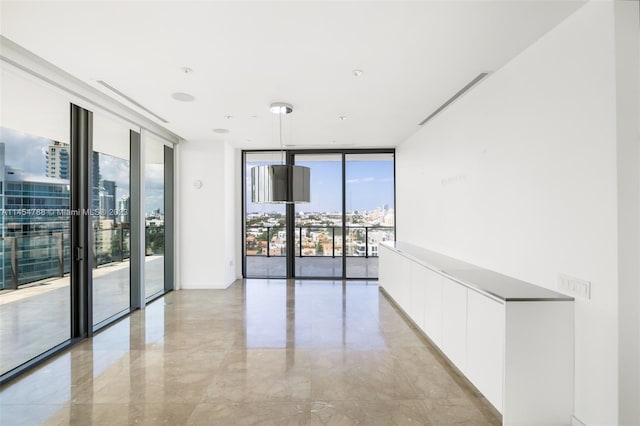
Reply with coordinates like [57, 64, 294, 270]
[418, 72, 489, 126]
[96, 80, 169, 123]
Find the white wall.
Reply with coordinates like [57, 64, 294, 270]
[178, 140, 237, 289]
[615, 1, 640, 425]
[396, 2, 630, 424]
[223, 143, 239, 285]
[0, 65, 70, 143]
[234, 148, 243, 280]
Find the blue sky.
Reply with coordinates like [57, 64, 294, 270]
[1, 126, 163, 213]
[246, 158, 394, 213]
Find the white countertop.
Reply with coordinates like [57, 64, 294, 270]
[381, 241, 574, 302]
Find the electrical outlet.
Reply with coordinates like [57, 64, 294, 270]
[558, 274, 591, 300]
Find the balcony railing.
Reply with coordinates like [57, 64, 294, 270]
[245, 226, 394, 258]
[0, 232, 70, 289]
[93, 225, 131, 266]
[0, 225, 162, 290]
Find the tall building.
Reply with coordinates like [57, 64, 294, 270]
[117, 195, 130, 224]
[1, 145, 70, 288]
[45, 141, 69, 179]
[92, 151, 101, 213]
[94, 179, 117, 262]
[0, 143, 5, 285]
[100, 179, 116, 221]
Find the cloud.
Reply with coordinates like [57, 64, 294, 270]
[98, 152, 130, 199]
[346, 177, 375, 184]
[144, 164, 165, 212]
[0, 127, 169, 214]
[1, 127, 51, 175]
[345, 176, 393, 184]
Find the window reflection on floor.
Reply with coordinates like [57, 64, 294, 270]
[245, 280, 386, 349]
[0, 257, 162, 374]
[0, 280, 501, 425]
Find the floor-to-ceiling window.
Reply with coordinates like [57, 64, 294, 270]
[0, 65, 73, 377]
[0, 54, 176, 384]
[91, 113, 136, 326]
[345, 153, 395, 279]
[244, 152, 287, 278]
[143, 132, 170, 300]
[293, 153, 343, 278]
[242, 149, 395, 280]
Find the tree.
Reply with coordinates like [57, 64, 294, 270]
[146, 226, 165, 255]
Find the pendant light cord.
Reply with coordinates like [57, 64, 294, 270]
[280, 112, 285, 164]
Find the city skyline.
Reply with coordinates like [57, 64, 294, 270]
[245, 158, 394, 214]
[1, 126, 164, 213]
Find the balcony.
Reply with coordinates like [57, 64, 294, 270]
[245, 225, 394, 278]
[0, 227, 165, 375]
[0, 225, 164, 290]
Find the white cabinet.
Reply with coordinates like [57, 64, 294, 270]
[423, 267, 443, 347]
[378, 245, 394, 296]
[380, 244, 412, 311]
[503, 302, 574, 425]
[408, 262, 428, 331]
[392, 252, 412, 309]
[441, 277, 468, 373]
[467, 289, 505, 412]
[378, 242, 574, 425]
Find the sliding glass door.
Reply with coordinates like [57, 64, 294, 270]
[345, 153, 395, 279]
[91, 113, 135, 326]
[242, 150, 395, 280]
[293, 153, 343, 278]
[144, 133, 167, 299]
[0, 66, 73, 376]
[0, 61, 175, 384]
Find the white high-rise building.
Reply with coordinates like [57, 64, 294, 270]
[45, 141, 69, 179]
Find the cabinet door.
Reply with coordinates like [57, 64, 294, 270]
[423, 268, 443, 347]
[393, 254, 412, 309]
[441, 277, 468, 372]
[378, 245, 394, 295]
[466, 290, 505, 413]
[409, 263, 428, 331]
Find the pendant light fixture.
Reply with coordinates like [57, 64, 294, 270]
[251, 102, 310, 204]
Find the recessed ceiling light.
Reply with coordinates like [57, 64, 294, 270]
[171, 92, 195, 102]
[352, 69, 363, 77]
[269, 102, 293, 115]
[339, 116, 347, 121]
[181, 67, 194, 75]
[213, 128, 229, 134]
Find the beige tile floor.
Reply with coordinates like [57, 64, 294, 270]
[0, 256, 165, 375]
[0, 279, 501, 425]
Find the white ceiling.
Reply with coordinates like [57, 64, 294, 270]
[0, 1, 584, 149]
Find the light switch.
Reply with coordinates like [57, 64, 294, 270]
[558, 273, 591, 300]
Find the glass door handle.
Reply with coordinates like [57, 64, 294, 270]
[74, 246, 84, 262]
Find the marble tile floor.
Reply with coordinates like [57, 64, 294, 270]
[0, 256, 165, 375]
[0, 279, 501, 425]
